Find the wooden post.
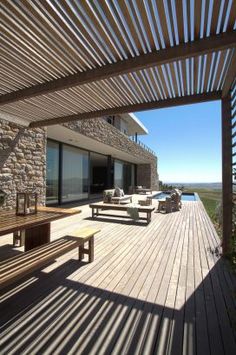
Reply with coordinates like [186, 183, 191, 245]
[222, 96, 232, 255]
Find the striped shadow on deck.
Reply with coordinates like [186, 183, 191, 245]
[0, 201, 235, 355]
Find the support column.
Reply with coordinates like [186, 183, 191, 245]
[222, 96, 232, 255]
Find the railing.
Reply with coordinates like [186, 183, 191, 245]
[129, 135, 156, 156]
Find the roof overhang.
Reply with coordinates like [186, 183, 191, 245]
[47, 125, 148, 164]
[120, 113, 148, 136]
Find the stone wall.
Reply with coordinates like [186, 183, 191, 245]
[64, 118, 159, 189]
[137, 162, 159, 190]
[0, 120, 46, 210]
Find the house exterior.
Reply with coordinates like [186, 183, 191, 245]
[0, 114, 158, 209]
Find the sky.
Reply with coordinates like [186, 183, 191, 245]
[136, 100, 222, 183]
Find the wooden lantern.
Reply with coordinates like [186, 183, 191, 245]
[16, 192, 38, 216]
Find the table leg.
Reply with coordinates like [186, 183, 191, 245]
[89, 236, 94, 262]
[24, 223, 51, 251]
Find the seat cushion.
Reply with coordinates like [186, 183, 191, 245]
[115, 187, 123, 197]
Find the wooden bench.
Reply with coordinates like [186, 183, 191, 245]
[0, 227, 100, 290]
[89, 202, 155, 223]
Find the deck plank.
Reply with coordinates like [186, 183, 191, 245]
[0, 200, 235, 355]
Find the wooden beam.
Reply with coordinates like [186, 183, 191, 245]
[1, 31, 235, 106]
[222, 51, 236, 98]
[29, 92, 221, 128]
[222, 95, 233, 255]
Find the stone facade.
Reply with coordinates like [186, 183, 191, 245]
[64, 118, 159, 190]
[136, 163, 159, 191]
[0, 120, 46, 210]
[0, 116, 158, 210]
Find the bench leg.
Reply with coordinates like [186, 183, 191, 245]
[79, 236, 94, 263]
[24, 223, 50, 252]
[147, 212, 151, 224]
[79, 247, 85, 261]
[13, 230, 25, 247]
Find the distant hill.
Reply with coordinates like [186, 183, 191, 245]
[165, 182, 222, 190]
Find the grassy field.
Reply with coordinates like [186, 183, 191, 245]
[185, 188, 222, 228]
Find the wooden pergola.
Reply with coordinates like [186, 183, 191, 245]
[0, 1, 235, 254]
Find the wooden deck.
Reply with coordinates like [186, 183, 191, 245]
[0, 199, 236, 354]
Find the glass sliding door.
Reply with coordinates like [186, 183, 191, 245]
[114, 160, 123, 189]
[46, 140, 59, 204]
[114, 160, 135, 193]
[123, 163, 135, 193]
[62, 145, 89, 203]
[90, 152, 108, 197]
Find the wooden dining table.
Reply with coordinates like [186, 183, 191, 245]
[0, 206, 81, 251]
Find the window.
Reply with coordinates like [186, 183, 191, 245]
[46, 141, 59, 204]
[62, 145, 89, 203]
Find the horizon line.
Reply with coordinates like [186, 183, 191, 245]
[163, 181, 222, 184]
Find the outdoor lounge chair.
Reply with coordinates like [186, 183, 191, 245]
[103, 188, 132, 204]
[157, 189, 182, 213]
[135, 186, 152, 194]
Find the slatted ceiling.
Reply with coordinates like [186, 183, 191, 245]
[2, 15, 69, 79]
[46, 1, 103, 68]
[20, 2, 79, 67]
[1, 54, 43, 88]
[121, 1, 146, 54]
[164, 64, 173, 98]
[1, 37, 61, 84]
[131, 72, 148, 101]
[225, 0, 236, 31]
[3, 3, 76, 75]
[214, 51, 224, 91]
[211, 52, 221, 90]
[142, 1, 158, 50]
[147, 68, 158, 99]
[62, 2, 110, 65]
[113, 2, 141, 56]
[138, 70, 155, 101]
[174, 62, 182, 97]
[196, 56, 201, 94]
[84, 3, 120, 62]
[0, 49, 233, 123]
[111, 77, 135, 105]
[36, 2, 94, 70]
[120, 2, 143, 54]
[138, 1, 158, 51]
[150, 68, 163, 100]
[0, 73, 24, 94]
[121, 74, 142, 103]
[0, 1, 235, 125]
[98, 2, 131, 59]
[171, 61, 178, 96]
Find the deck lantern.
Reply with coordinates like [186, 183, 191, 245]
[16, 192, 38, 216]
